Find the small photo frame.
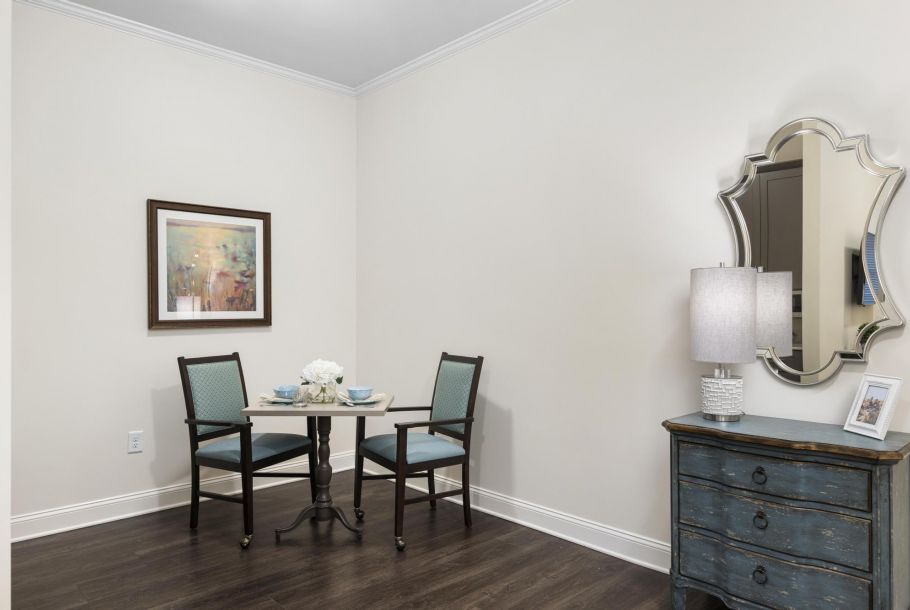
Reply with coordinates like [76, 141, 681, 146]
[843, 374, 903, 440]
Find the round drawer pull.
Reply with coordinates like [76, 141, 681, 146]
[752, 566, 768, 585]
[753, 511, 769, 530]
[752, 466, 768, 485]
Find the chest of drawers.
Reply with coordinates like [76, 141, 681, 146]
[663, 413, 910, 610]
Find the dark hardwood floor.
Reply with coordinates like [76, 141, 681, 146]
[13, 472, 725, 609]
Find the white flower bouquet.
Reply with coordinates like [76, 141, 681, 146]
[302, 358, 344, 385]
[301, 358, 344, 403]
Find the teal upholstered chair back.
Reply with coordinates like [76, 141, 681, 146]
[179, 353, 249, 435]
[430, 354, 483, 435]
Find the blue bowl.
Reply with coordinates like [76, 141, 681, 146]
[347, 386, 373, 401]
[274, 385, 299, 400]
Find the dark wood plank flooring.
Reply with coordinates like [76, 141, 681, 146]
[13, 472, 725, 609]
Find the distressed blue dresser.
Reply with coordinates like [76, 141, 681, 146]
[663, 413, 910, 610]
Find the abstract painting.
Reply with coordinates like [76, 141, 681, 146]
[148, 200, 271, 329]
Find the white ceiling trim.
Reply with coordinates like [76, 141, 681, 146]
[15, 0, 575, 98]
[354, 0, 574, 96]
[15, 0, 358, 96]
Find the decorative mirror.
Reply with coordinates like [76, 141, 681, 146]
[719, 118, 905, 385]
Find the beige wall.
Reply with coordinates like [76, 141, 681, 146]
[13, 0, 910, 576]
[12, 5, 358, 517]
[1, 0, 10, 602]
[803, 133, 882, 377]
[816, 137, 880, 356]
[803, 135, 821, 373]
[356, 0, 910, 551]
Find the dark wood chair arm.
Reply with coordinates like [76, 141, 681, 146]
[184, 418, 252, 429]
[394, 417, 473, 430]
[387, 406, 432, 412]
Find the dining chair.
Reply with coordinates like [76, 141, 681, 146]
[178, 352, 317, 548]
[353, 352, 484, 550]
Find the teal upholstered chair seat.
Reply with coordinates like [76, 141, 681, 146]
[360, 433, 465, 464]
[197, 433, 312, 464]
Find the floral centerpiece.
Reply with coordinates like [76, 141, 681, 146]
[301, 358, 344, 403]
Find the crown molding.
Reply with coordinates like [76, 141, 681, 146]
[15, 0, 357, 97]
[354, 0, 575, 96]
[16, 0, 575, 98]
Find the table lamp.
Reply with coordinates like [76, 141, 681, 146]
[690, 264, 757, 421]
[756, 270, 793, 358]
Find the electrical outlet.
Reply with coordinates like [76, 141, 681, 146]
[128, 430, 143, 454]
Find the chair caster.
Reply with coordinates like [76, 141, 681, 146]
[240, 535, 252, 549]
[356, 529, 363, 540]
[395, 537, 406, 551]
[354, 507, 365, 521]
[275, 531, 281, 543]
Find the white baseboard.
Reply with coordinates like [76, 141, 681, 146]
[14, 455, 670, 574]
[373, 469, 670, 573]
[11, 451, 355, 542]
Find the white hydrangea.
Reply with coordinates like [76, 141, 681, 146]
[302, 358, 344, 385]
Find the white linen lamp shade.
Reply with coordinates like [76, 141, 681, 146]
[689, 266, 758, 364]
[756, 271, 793, 358]
[689, 265, 757, 422]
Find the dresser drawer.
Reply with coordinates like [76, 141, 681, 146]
[679, 530, 871, 610]
[678, 441, 871, 511]
[679, 480, 871, 571]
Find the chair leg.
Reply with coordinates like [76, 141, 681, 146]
[462, 461, 472, 527]
[353, 415, 365, 521]
[427, 469, 436, 509]
[308, 444, 318, 504]
[394, 471, 406, 551]
[189, 463, 200, 529]
[353, 452, 365, 521]
[240, 464, 254, 549]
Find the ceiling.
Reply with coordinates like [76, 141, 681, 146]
[62, 0, 551, 91]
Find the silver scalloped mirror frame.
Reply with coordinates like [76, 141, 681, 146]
[718, 118, 905, 385]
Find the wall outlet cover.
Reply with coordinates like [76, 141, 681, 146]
[128, 430, 143, 454]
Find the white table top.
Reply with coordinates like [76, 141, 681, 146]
[242, 393, 394, 417]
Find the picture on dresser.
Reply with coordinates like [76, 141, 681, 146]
[856, 385, 887, 424]
[844, 373, 903, 440]
[147, 199, 271, 329]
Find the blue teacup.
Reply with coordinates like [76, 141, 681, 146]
[347, 386, 373, 401]
[274, 385, 299, 400]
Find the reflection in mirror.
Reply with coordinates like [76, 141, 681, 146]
[720, 118, 904, 385]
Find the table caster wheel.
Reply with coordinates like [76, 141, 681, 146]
[354, 508, 365, 521]
[395, 537, 406, 551]
[240, 535, 252, 549]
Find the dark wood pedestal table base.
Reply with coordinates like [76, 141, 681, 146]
[241, 394, 394, 541]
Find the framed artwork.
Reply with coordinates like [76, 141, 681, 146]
[147, 199, 271, 329]
[843, 373, 903, 440]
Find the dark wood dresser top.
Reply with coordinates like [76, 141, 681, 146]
[663, 412, 910, 463]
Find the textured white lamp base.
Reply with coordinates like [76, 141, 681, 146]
[701, 374, 743, 422]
